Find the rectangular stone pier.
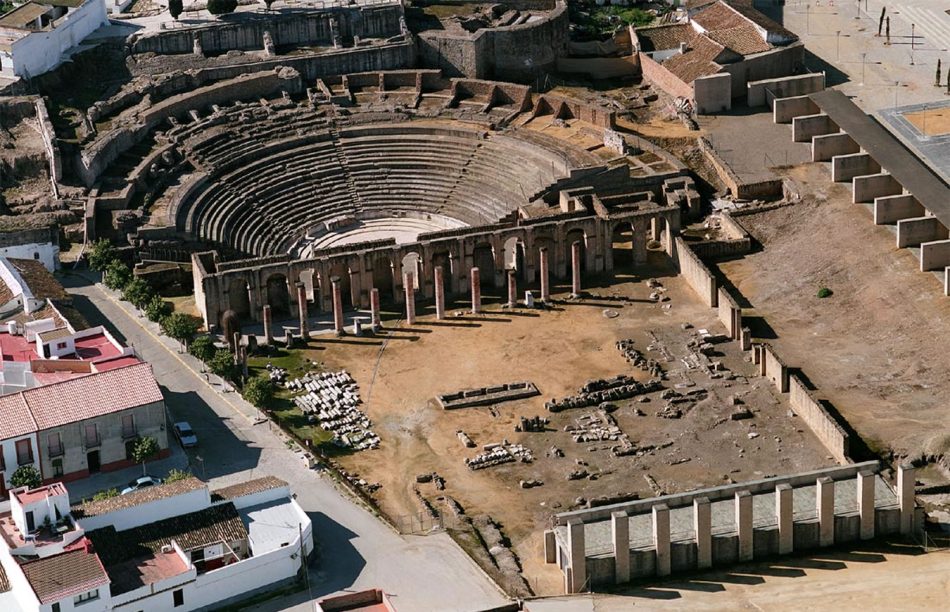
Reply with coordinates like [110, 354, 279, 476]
[874, 194, 924, 225]
[792, 113, 838, 142]
[920, 239, 950, 272]
[812, 132, 859, 162]
[853, 173, 902, 204]
[897, 216, 949, 248]
[773, 95, 819, 124]
[831, 153, 880, 183]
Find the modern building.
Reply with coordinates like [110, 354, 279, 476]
[0, 476, 313, 611]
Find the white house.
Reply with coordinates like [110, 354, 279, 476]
[0, 0, 108, 80]
[0, 228, 60, 272]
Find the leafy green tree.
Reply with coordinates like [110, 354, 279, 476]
[144, 295, 173, 322]
[92, 488, 119, 501]
[208, 348, 236, 380]
[243, 376, 273, 408]
[207, 0, 237, 15]
[161, 312, 201, 350]
[131, 436, 161, 475]
[165, 468, 192, 483]
[9, 465, 41, 489]
[88, 238, 117, 272]
[168, 0, 183, 19]
[188, 334, 217, 363]
[103, 260, 133, 291]
[121, 277, 153, 309]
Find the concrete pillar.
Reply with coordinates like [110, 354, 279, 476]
[857, 470, 875, 540]
[693, 497, 711, 569]
[507, 269, 518, 308]
[853, 173, 903, 204]
[652, 504, 671, 577]
[370, 288, 381, 330]
[735, 490, 753, 562]
[434, 266, 446, 320]
[544, 530, 557, 563]
[831, 152, 880, 183]
[571, 240, 582, 297]
[811, 131, 859, 162]
[539, 247, 550, 302]
[470, 267, 481, 314]
[611, 511, 630, 584]
[331, 276, 344, 336]
[873, 194, 924, 225]
[567, 519, 586, 593]
[897, 216, 949, 248]
[817, 476, 835, 547]
[262, 304, 273, 345]
[296, 282, 308, 340]
[775, 483, 793, 555]
[404, 272, 416, 325]
[898, 464, 916, 536]
[792, 113, 837, 142]
[920, 239, 950, 272]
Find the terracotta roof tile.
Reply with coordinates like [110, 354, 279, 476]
[636, 24, 693, 52]
[707, 24, 771, 55]
[662, 33, 726, 84]
[0, 562, 9, 592]
[7, 259, 67, 301]
[693, 1, 748, 32]
[20, 547, 109, 604]
[0, 393, 38, 441]
[73, 477, 205, 519]
[211, 476, 288, 502]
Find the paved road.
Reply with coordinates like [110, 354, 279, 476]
[61, 273, 508, 612]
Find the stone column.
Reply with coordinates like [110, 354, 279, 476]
[611, 511, 630, 584]
[331, 276, 344, 336]
[571, 240, 582, 297]
[653, 504, 671, 577]
[539, 247, 551, 302]
[434, 266, 446, 320]
[405, 272, 416, 325]
[370, 288, 381, 330]
[776, 483, 793, 554]
[567, 519, 586, 593]
[694, 497, 711, 569]
[898, 464, 916, 536]
[262, 305, 273, 345]
[857, 471, 876, 540]
[817, 476, 835, 547]
[735, 490, 753, 562]
[507, 269, 518, 308]
[296, 282, 308, 340]
[544, 530, 557, 564]
[470, 267, 481, 314]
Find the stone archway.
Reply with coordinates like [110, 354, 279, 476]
[473, 243, 495, 288]
[611, 221, 635, 272]
[228, 278, 251, 318]
[265, 274, 290, 317]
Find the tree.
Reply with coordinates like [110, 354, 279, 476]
[145, 295, 173, 322]
[188, 334, 217, 363]
[92, 488, 119, 501]
[207, 0, 237, 15]
[165, 468, 192, 483]
[121, 277, 154, 310]
[103, 260, 132, 291]
[131, 436, 160, 475]
[9, 465, 41, 489]
[168, 0, 183, 19]
[88, 238, 117, 272]
[161, 312, 201, 350]
[243, 376, 274, 408]
[208, 348, 236, 380]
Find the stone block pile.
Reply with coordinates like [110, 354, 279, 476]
[290, 370, 380, 451]
[465, 441, 534, 470]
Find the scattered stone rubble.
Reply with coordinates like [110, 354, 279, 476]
[290, 370, 380, 451]
[545, 375, 662, 412]
[516, 415, 548, 432]
[616, 338, 663, 377]
[466, 441, 534, 470]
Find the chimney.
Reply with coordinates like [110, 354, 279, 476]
[679, 42, 689, 54]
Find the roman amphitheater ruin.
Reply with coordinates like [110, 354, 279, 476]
[1, 0, 947, 605]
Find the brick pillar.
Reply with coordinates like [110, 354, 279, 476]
[693, 497, 711, 569]
[653, 504, 671, 577]
[331, 276, 344, 336]
[857, 471, 876, 540]
[539, 247, 550, 302]
[405, 272, 416, 325]
[470, 267, 481, 314]
[370, 288, 381, 330]
[611, 511, 629, 584]
[507, 269, 517, 307]
[776, 483, 793, 554]
[296, 282, 308, 340]
[898, 464, 916, 536]
[817, 476, 835, 547]
[567, 519, 586, 593]
[434, 266, 446, 320]
[262, 305, 273, 345]
[735, 490, 753, 562]
[571, 240, 582, 297]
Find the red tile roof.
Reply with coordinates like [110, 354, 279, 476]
[20, 547, 109, 604]
[663, 33, 727, 84]
[0, 393, 37, 440]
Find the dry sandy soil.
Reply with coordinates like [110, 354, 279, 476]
[718, 163, 950, 460]
[300, 259, 833, 594]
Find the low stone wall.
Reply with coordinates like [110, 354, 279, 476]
[789, 374, 850, 464]
[717, 286, 742, 340]
[639, 52, 694, 101]
[773, 94, 819, 124]
[748, 72, 825, 108]
[675, 237, 717, 307]
[437, 381, 540, 410]
[761, 343, 788, 393]
[530, 94, 616, 128]
[697, 138, 783, 199]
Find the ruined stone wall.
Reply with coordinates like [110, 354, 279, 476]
[674, 237, 717, 307]
[638, 52, 694, 101]
[788, 375, 850, 464]
[717, 43, 805, 99]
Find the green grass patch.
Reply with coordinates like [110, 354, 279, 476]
[817, 287, 833, 299]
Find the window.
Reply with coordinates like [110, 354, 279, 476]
[0, 448, 5, 471]
[74, 589, 99, 604]
[56, 341, 68, 350]
[33, 252, 39, 260]
[84, 424, 99, 448]
[173, 589, 184, 607]
[121, 414, 136, 439]
[48, 433, 63, 457]
[52, 457, 63, 477]
[51, 604, 60, 612]
[15, 439, 33, 466]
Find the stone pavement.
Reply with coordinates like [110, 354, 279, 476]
[60, 272, 509, 612]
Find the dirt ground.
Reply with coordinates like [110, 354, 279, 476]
[905, 108, 950, 136]
[718, 163, 950, 460]
[297, 259, 834, 595]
